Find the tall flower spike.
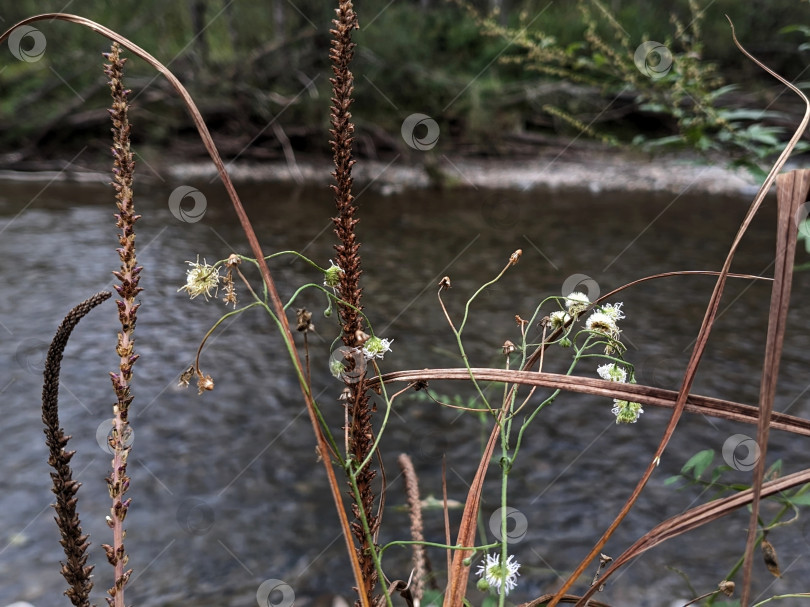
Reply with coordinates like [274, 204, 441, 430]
[329, 2, 380, 604]
[104, 42, 138, 607]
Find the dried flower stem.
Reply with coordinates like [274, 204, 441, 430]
[329, 1, 379, 603]
[103, 42, 140, 607]
[42, 291, 112, 607]
[398, 454, 429, 604]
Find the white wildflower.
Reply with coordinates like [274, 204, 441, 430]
[612, 399, 644, 423]
[585, 311, 620, 339]
[549, 310, 571, 329]
[564, 291, 590, 316]
[476, 553, 521, 596]
[600, 302, 625, 322]
[597, 363, 627, 383]
[361, 336, 392, 360]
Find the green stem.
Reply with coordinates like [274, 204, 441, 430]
[347, 465, 393, 607]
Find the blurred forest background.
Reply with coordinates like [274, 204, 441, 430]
[2, 0, 810, 170]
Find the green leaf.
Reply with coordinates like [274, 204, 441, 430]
[681, 449, 715, 480]
[785, 492, 810, 506]
[716, 109, 786, 122]
[422, 589, 444, 607]
[780, 25, 810, 36]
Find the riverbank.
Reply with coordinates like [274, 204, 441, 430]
[0, 148, 776, 197]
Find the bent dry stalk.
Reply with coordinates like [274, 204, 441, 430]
[42, 292, 112, 607]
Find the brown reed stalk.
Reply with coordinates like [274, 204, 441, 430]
[103, 42, 139, 607]
[398, 454, 428, 604]
[330, 0, 362, 343]
[329, 2, 380, 603]
[42, 291, 112, 607]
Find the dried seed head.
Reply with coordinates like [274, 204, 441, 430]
[225, 253, 241, 267]
[515, 315, 528, 328]
[719, 580, 734, 596]
[296, 308, 315, 332]
[354, 329, 370, 346]
[178, 365, 194, 388]
[439, 276, 451, 290]
[179, 257, 220, 301]
[761, 538, 781, 578]
[509, 249, 522, 265]
[222, 280, 237, 308]
[503, 340, 516, 356]
[197, 374, 214, 395]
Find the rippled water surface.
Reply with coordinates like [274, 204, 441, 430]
[1, 178, 809, 607]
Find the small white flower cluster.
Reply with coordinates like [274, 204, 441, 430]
[361, 336, 393, 361]
[597, 362, 627, 383]
[597, 362, 644, 424]
[564, 291, 590, 316]
[585, 301, 624, 341]
[549, 310, 571, 329]
[562, 293, 629, 352]
[612, 399, 644, 424]
[476, 553, 521, 596]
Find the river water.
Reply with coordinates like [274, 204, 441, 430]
[1, 176, 809, 607]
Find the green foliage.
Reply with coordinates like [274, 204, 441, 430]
[3, 0, 810, 163]
[468, 0, 810, 171]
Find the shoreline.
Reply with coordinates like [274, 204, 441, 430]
[0, 149, 772, 197]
